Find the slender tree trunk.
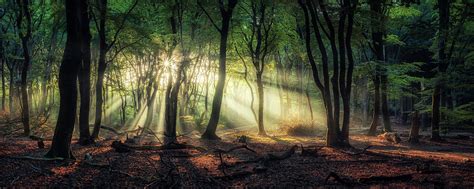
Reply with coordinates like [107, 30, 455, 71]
[256, 73, 266, 135]
[381, 74, 392, 131]
[432, 0, 449, 140]
[78, 2, 92, 145]
[46, 0, 84, 159]
[202, 1, 237, 139]
[17, 0, 32, 136]
[41, 23, 59, 113]
[341, 3, 355, 142]
[9, 68, 14, 113]
[92, 0, 107, 140]
[1, 44, 5, 111]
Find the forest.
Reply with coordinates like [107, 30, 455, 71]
[0, 0, 473, 187]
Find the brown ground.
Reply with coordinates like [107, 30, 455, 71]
[0, 126, 473, 188]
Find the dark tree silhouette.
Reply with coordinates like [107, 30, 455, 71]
[46, 0, 86, 159]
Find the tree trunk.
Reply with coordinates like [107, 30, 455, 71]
[9, 68, 14, 113]
[368, 76, 380, 136]
[202, 1, 237, 139]
[40, 22, 59, 114]
[408, 111, 420, 144]
[17, 0, 32, 136]
[431, 0, 449, 140]
[381, 74, 392, 132]
[78, 2, 92, 145]
[46, 0, 84, 159]
[1, 42, 5, 111]
[92, 0, 107, 140]
[256, 73, 266, 136]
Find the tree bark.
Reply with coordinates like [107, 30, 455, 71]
[92, 0, 107, 140]
[201, 0, 237, 140]
[368, 76, 380, 136]
[78, 0, 92, 145]
[16, 0, 32, 136]
[1, 39, 5, 111]
[46, 0, 84, 159]
[256, 73, 266, 135]
[381, 74, 392, 132]
[408, 111, 420, 144]
[431, 0, 449, 140]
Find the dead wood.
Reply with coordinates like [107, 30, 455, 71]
[214, 145, 257, 154]
[6, 155, 64, 161]
[300, 144, 320, 157]
[358, 174, 413, 184]
[215, 145, 257, 168]
[111, 140, 207, 153]
[100, 125, 121, 135]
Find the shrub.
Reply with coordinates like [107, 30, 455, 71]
[280, 118, 323, 137]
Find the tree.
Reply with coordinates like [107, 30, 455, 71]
[15, 0, 32, 136]
[78, 0, 92, 145]
[200, 0, 238, 140]
[298, 0, 357, 147]
[431, 0, 450, 140]
[240, 0, 277, 136]
[46, 0, 86, 159]
[91, 0, 138, 140]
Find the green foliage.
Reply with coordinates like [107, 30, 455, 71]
[389, 6, 422, 19]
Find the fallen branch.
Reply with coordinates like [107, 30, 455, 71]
[111, 140, 207, 153]
[339, 145, 373, 155]
[100, 125, 121, 135]
[215, 145, 257, 169]
[300, 144, 321, 157]
[358, 174, 413, 184]
[6, 155, 64, 161]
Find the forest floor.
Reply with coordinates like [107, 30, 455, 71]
[0, 124, 473, 188]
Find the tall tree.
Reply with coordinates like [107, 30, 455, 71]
[46, 0, 85, 159]
[367, 0, 392, 136]
[78, 0, 92, 145]
[15, 0, 32, 136]
[200, 0, 238, 140]
[299, 0, 357, 147]
[431, 0, 450, 140]
[91, 0, 138, 140]
[241, 0, 276, 136]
